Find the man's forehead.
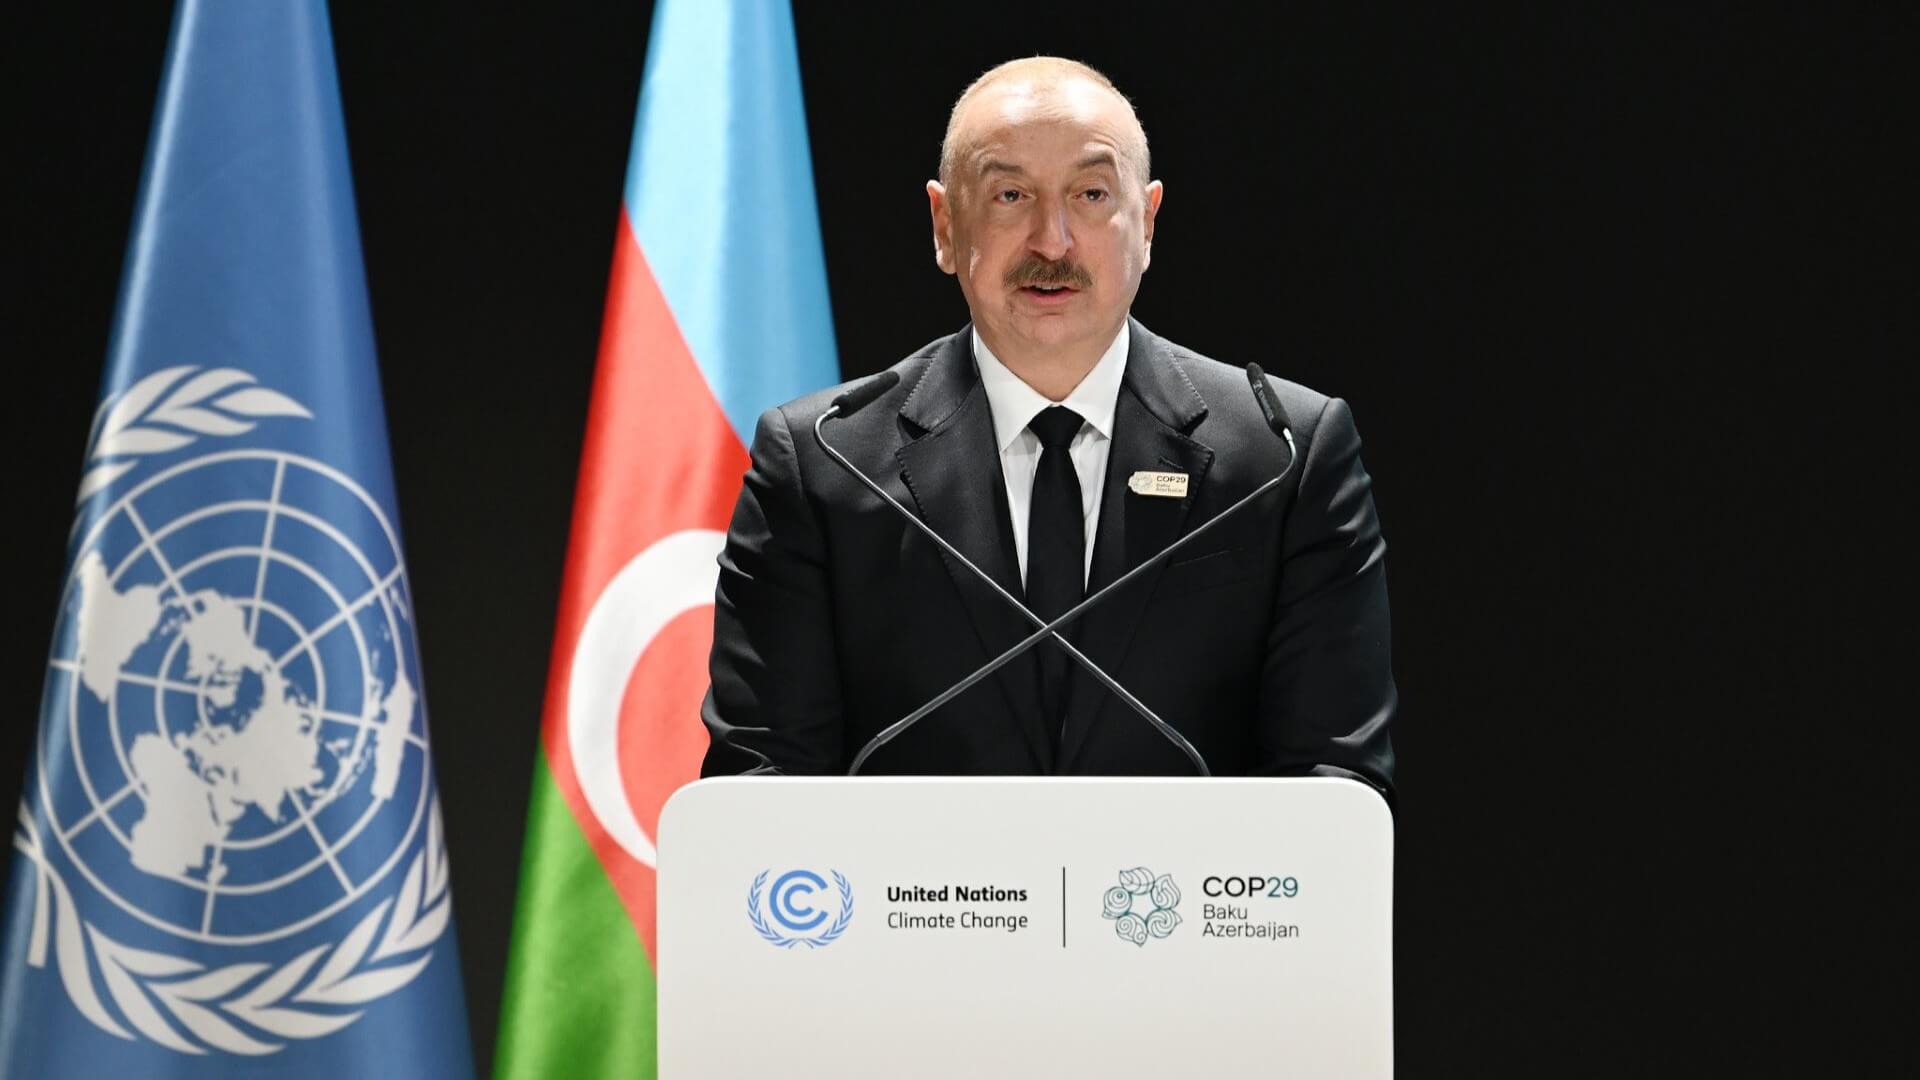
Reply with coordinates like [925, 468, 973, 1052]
[960, 76, 1127, 137]
[955, 78, 1136, 175]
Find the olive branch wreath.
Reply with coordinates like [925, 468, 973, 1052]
[746, 869, 854, 949]
[10, 799, 452, 1056]
[76, 365, 312, 503]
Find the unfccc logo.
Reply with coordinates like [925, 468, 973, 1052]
[747, 869, 853, 949]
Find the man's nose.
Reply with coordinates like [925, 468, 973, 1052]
[1026, 195, 1073, 262]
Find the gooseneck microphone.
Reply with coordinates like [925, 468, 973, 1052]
[1244, 363, 1298, 453]
[816, 364, 1296, 778]
[811, 371, 1196, 774]
[843, 364, 1297, 775]
[826, 369, 901, 416]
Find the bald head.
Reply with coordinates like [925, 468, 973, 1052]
[938, 57, 1151, 191]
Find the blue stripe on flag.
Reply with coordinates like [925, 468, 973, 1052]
[623, 0, 840, 444]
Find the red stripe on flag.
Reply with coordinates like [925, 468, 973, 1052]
[537, 209, 749, 963]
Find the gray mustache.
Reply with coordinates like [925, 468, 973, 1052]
[1005, 258, 1092, 290]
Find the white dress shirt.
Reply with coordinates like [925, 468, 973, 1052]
[973, 324, 1130, 587]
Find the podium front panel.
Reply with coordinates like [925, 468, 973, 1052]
[658, 777, 1392, 1078]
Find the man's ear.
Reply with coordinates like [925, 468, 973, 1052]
[1141, 180, 1164, 270]
[927, 180, 957, 276]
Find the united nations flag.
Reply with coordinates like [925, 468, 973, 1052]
[0, 2, 473, 1076]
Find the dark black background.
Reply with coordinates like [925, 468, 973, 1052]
[4, 3, 1909, 1075]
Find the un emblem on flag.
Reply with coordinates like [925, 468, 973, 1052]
[13, 368, 453, 1055]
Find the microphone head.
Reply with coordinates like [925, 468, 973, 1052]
[829, 370, 901, 417]
[1244, 363, 1293, 441]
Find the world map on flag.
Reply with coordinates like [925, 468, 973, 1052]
[69, 550, 413, 887]
[37, 449, 434, 947]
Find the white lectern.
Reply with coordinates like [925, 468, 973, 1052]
[658, 777, 1392, 1078]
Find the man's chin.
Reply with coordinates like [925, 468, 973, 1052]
[1011, 308, 1111, 346]
[993, 317, 1064, 348]
[970, 302, 1116, 357]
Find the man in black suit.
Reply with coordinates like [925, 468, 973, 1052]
[701, 57, 1394, 800]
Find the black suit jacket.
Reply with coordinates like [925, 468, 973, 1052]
[700, 319, 1395, 801]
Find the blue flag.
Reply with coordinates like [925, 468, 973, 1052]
[1, 2, 474, 1076]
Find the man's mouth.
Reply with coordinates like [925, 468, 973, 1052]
[1021, 284, 1077, 297]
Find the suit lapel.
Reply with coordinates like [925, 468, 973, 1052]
[896, 330, 1054, 771]
[1058, 320, 1214, 772]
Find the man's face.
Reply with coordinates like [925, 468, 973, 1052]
[929, 77, 1163, 361]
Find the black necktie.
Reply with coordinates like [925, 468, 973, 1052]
[1025, 406, 1086, 740]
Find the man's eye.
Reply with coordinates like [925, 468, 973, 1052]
[996, 189, 1021, 203]
[1083, 188, 1109, 203]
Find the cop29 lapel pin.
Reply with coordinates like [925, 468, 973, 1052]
[1127, 470, 1189, 498]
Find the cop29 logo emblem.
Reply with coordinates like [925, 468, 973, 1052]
[1102, 867, 1182, 946]
[747, 869, 853, 949]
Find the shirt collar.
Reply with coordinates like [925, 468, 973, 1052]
[973, 322, 1130, 454]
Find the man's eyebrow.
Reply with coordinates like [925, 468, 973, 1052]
[974, 152, 1121, 180]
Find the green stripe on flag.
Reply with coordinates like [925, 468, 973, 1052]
[494, 749, 656, 1079]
